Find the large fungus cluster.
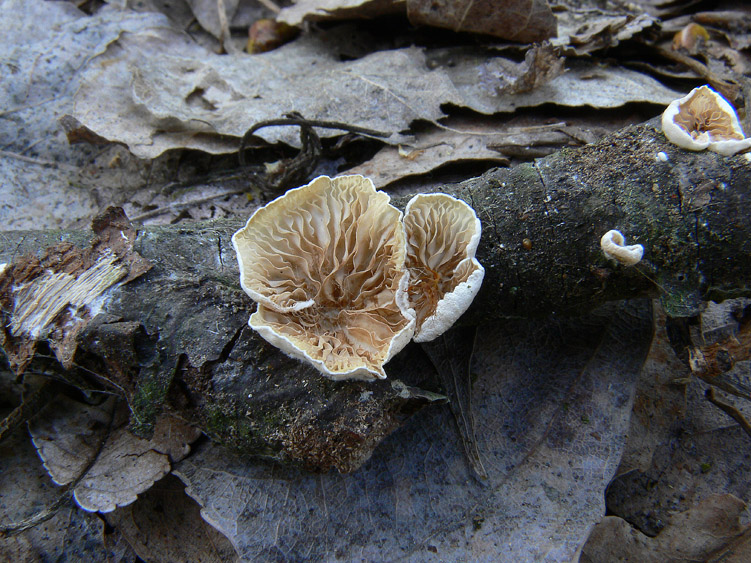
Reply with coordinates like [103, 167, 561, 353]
[232, 175, 484, 381]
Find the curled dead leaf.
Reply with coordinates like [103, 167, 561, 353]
[247, 19, 298, 53]
[407, 0, 557, 43]
[29, 396, 201, 513]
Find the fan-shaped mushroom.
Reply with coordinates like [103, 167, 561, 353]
[403, 193, 484, 342]
[232, 175, 415, 381]
[661, 85, 751, 156]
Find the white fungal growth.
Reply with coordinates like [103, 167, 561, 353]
[232, 175, 415, 381]
[661, 85, 751, 156]
[233, 175, 487, 380]
[600, 230, 644, 266]
[656, 151, 668, 162]
[403, 193, 484, 343]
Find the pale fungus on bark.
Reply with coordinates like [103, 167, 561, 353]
[403, 193, 484, 343]
[232, 176, 488, 380]
[600, 230, 644, 266]
[232, 175, 415, 381]
[661, 85, 751, 156]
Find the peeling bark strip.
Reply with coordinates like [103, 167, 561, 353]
[10, 251, 125, 339]
[0, 208, 151, 374]
[0, 120, 749, 472]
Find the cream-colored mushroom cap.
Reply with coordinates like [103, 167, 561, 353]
[404, 193, 484, 343]
[231, 175, 415, 381]
[661, 85, 751, 156]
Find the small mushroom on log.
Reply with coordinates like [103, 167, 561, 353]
[661, 85, 751, 156]
[404, 193, 484, 342]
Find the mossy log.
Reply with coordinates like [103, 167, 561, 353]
[1, 119, 749, 472]
[446, 118, 750, 320]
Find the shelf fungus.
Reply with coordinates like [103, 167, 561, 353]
[661, 85, 751, 156]
[403, 193, 484, 343]
[600, 230, 644, 266]
[232, 175, 416, 381]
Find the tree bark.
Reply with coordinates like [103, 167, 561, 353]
[1, 118, 749, 472]
[430, 118, 750, 321]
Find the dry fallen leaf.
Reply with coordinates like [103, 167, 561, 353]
[346, 117, 510, 187]
[437, 55, 682, 115]
[68, 15, 680, 158]
[582, 494, 751, 562]
[105, 475, 239, 563]
[29, 396, 117, 486]
[71, 425, 182, 513]
[407, 0, 556, 43]
[605, 298, 751, 540]
[0, 1, 189, 231]
[69, 20, 457, 157]
[612, 302, 689, 475]
[28, 395, 201, 513]
[277, 0, 404, 26]
[554, 3, 657, 56]
[0, 421, 129, 561]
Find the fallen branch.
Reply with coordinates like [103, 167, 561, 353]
[1, 119, 749, 472]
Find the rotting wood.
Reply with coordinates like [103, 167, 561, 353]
[1, 118, 750, 472]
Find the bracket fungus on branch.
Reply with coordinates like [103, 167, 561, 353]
[404, 194, 484, 342]
[232, 175, 416, 381]
[232, 176, 487, 380]
[661, 85, 751, 156]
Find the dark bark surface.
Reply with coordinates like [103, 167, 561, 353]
[1, 119, 749, 471]
[427, 118, 751, 320]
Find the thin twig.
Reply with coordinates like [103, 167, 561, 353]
[706, 388, 751, 439]
[0, 490, 74, 537]
[239, 116, 391, 167]
[129, 188, 248, 222]
[217, 0, 233, 54]
[0, 95, 60, 118]
[159, 169, 249, 196]
[654, 45, 740, 103]
[0, 149, 78, 171]
[256, 0, 281, 13]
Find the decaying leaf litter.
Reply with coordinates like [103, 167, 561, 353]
[2, 0, 751, 561]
